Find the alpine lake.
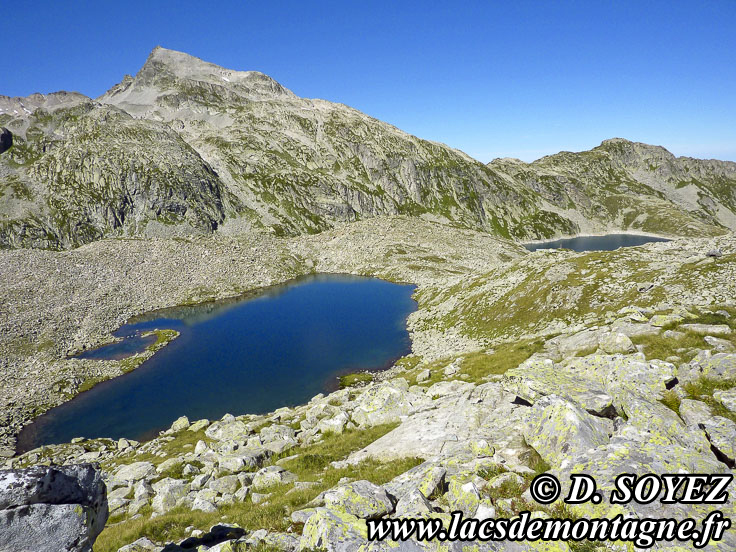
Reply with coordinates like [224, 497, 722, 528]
[17, 275, 417, 451]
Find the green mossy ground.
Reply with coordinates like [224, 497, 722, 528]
[94, 424, 419, 552]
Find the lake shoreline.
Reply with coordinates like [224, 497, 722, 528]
[521, 229, 674, 246]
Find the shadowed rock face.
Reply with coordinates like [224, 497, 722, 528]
[1, 47, 735, 250]
[0, 463, 108, 552]
[0, 127, 11, 154]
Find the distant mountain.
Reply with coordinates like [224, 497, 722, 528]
[1, 47, 734, 249]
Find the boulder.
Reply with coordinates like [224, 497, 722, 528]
[694, 353, 736, 380]
[323, 480, 394, 519]
[523, 395, 610, 467]
[394, 489, 433, 517]
[678, 399, 712, 427]
[205, 419, 249, 441]
[704, 336, 735, 353]
[170, 415, 190, 432]
[151, 478, 189, 514]
[598, 332, 635, 354]
[680, 324, 732, 336]
[445, 478, 480, 516]
[700, 417, 736, 465]
[252, 465, 297, 490]
[714, 389, 736, 412]
[505, 358, 614, 416]
[351, 382, 427, 427]
[208, 474, 240, 495]
[299, 508, 367, 552]
[0, 463, 108, 552]
[416, 369, 431, 382]
[544, 327, 602, 358]
[112, 461, 155, 487]
[316, 412, 350, 435]
[384, 463, 446, 502]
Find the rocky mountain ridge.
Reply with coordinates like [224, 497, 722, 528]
[1, 47, 735, 249]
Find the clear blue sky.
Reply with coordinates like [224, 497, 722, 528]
[2, 1, 735, 162]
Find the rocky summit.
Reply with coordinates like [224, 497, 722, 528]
[1, 47, 735, 249]
[1, 46, 736, 552]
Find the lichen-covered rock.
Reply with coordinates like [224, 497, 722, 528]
[678, 399, 712, 426]
[523, 395, 611, 467]
[0, 463, 108, 552]
[695, 353, 736, 380]
[205, 419, 249, 441]
[598, 332, 635, 354]
[111, 461, 156, 488]
[544, 327, 603, 359]
[393, 489, 433, 517]
[650, 313, 685, 327]
[245, 530, 299, 551]
[445, 478, 480, 516]
[351, 382, 424, 427]
[260, 424, 297, 443]
[680, 323, 732, 336]
[704, 336, 736, 353]
[208, 474, 240, 495]
[151, 477, 189, 514]
[316, 411, 351, 434]
[486, 471, 525, 491]
[299, 507, 367, 552]
[170, 415, 190, 432]
[714, 389, 736, 412]
[384, 463, 446, 502]
[505, 358, 614, 415]
[323, 480, 394, 519]
[252, 465, 297, 490]
[700, 416, 736, 464]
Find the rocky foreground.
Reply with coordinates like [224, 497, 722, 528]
[2, 218, 736, 551]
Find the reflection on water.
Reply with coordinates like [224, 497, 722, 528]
[18, 274, 417, 452]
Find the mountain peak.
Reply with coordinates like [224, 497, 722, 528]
[100, 47, 294, 109]
[142, 46, 213, 73]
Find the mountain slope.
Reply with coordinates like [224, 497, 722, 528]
[491, 138, 736, 237]
[1, 47, 734, 249]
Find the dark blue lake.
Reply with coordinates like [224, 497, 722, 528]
[524, 233, 670, 252]
[17, 275, 417, 451]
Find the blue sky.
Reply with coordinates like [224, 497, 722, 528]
[2, 1, 735, 162]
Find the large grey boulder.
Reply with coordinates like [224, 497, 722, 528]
[0, 463, 108, 552]
[523, 395, 611, 467]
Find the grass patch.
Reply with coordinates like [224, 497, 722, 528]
[660, 390, 682, 415]
[405, 339, 544, 388]
[338, 371, 373, 388]
[461, 339, 545, 383]
[683, 376, 736, 424]
[632, 306, 736, 362]
[631, 331, 706, 362]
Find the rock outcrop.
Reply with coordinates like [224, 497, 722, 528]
[0, 463, 108, 552]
